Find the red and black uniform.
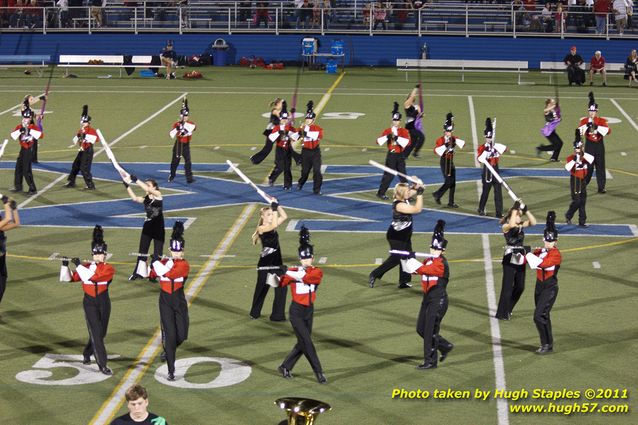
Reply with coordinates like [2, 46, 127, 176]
[296, 123, 324, 194]
[496, 226, 527, 320]
[250, 229, 287, 321]
[565, 153, 593, 226]
[527, 248, 561, 348]
[369, 200, 414, 287]
[279, 266, 324, 375]
[578, 116, 610, 192]
[67, 125, 98, 189]
[433, 135, 463, 206]
[10, 122, 42, 192]
[409, 255, 453, 367]
[376, 126, 411, 197]
[149, 258, 190, 376]
[477, 142, 505, 217]
[268, 124, 300, 190]
[70, 261, 115, 369]
[169, 120, 196, 183]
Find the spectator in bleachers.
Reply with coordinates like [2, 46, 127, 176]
[320, 0, 334, 29]
[56, 0, 70, 27]
[410, 0, 424, 29]
[540, 2, 554, 31]
[238, 1, 251, 24]
[373, 2, 387, 29]
[554, 2, 566, 31]
[90, 0, 105, 28]
[160, 40, 177, 79]
[254, 1, 271, 28]
[624, 49, 638, 86]
[588, 50, 607, 86]
[593, 0, 611, 34]
[393, 0, 409, 30]
[612, 0, 632, 35]
[312, 0, 321, 28]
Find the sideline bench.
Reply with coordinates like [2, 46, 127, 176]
[397, 58, 529, 85]
[0, 55, 52, 76]
[59, 55, 154, 77]
[540, 61, 626, 84]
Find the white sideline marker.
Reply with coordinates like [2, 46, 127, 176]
[48, 252, 59, 260]
[362, 148, 367, 152]
[318, 257, 327, 264]
[374, 258, 382, 265]
[250, 146, 256, 151]
[621, 152, 627, 156]
[214, 146, 220, 150]
[139, 145, 147, 149]
[592, 261, 601, 269]
[324, 147, 330, 152]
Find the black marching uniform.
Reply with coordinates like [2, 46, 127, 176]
[432, 113, 465, 208]
[402, 220, 453, 369]
[60, 225, 115, 375]
[404, 103, 425, 158]
[565, 132, 593, 227]
[578, 92, 611, 193]
[525, 212, 562, 354]
[277, 226, 326, 384]
[564, 49, 585, 85]
[477, 118, 505, 217]
[250, 227, 287, 321]
[149, 222, 190, 381]
[369, 199, 414, 288]
[296, 101, 324, 195]
[66, 105, 97, 189]
[250, 109, 281, 165]
[537, 102, 563, 162]
[131, 194, 165, 280]
[495, 225, 527, 320]
[10, 103, 41, 194]
[168, 99, 196, 184]
[376, 102, 412, 199]
[267, 103, 300, 190]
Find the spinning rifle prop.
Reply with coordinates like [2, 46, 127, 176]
[389, 249, 435, 258]
[226, 160, 274, 203]
[0, 139, 8, 159]
[97, 129, 130, 180]
[477, 118, 517, 202]
[368, 160, 424, 186]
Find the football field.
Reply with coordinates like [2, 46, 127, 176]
[0, 66, 636, 425]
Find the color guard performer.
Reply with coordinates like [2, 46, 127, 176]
[296, 101, 324, 195]
[65, 105, 97, 190]
[168, 98, 196, 184]
[124, 176, 165, 280]
[276, 226, 327, 384]
[267, 102, 300, 190]
[537, 98, 563, 162]
[525, 212, 562, 354]
[564, 130, 594, 228]
[369, 181, 425, 289]
[10, 100, 42, 194]
[495, 199, 537, 321]
[149, 221, 190, 381]
[250, 97, 282, 165]
[578, 92, 610, 194]
[477, 118, 506, 217]
[60, 225, 115, 375]
[432, 112, 465, 208]
[250, 199, 288, 321]
[375, 102, 412, 200]
[0, 196, 19, 306]
[403, 85, 425, 158]
[402, 220, 454, 370]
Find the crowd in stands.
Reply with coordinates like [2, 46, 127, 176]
[0, 0, 635, 34]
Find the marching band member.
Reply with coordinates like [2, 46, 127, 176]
[296, 101, 324, 195]
[250, 199, 288, 321]
[276, 226, 327, 384]
[432, 112, 465, 208]
[168, 98, 196, 184]
[10, 99, 42, 194]
[402, 220, 454, 370]
[65, 105, 97, 190]
[578, 92, 610, 194]
[250, 97, 282, 165]
[525, 212, 562, 354]
[369, 181, 425, 289]
[149, 221, 190, 382]
[477, 118, 506, 217]
[123, 176, 165, 281]
[495, 199, 537, 321]
[60, 225, 115, 375]
[403, 85, 425, 158]
[21, 94, 46, 163]
[375, 102, 412, 200]
[537, 97, 563, 162]
[0, 197, 19, 306]
[267, 102, 300, 191]
[564, 130, 594, 228]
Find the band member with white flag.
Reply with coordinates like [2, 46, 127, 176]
[375, 102, 412, 200]
[369, 181, 424, 289]
[65, 105, 97, 190]
[432, 112, 465, 208]
[10, 99, 42, 194]
[525, 212, 562, 354]
[578, 92, 610, 194]
[477, 118, 506, 218]
[564, 130, 594, 228]
[401, 219, 454, 370]
[59, 225, 115, 375]
[168, 98, 196, 184]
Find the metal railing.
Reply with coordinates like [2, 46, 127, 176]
[0, 3, 634, 39]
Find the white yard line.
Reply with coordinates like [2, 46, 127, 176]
[610, 98, 638, 132]
[90, 203, 257, 425]
[468, 96, 480, 168]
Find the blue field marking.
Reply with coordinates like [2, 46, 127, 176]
[0, 162, 634, 237]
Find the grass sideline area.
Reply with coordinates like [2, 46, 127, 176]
[0, 66, 636, 425]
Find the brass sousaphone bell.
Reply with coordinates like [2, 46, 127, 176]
[275, 397, 331, 425]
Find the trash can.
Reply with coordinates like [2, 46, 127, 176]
[212, 38, 229, 67]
